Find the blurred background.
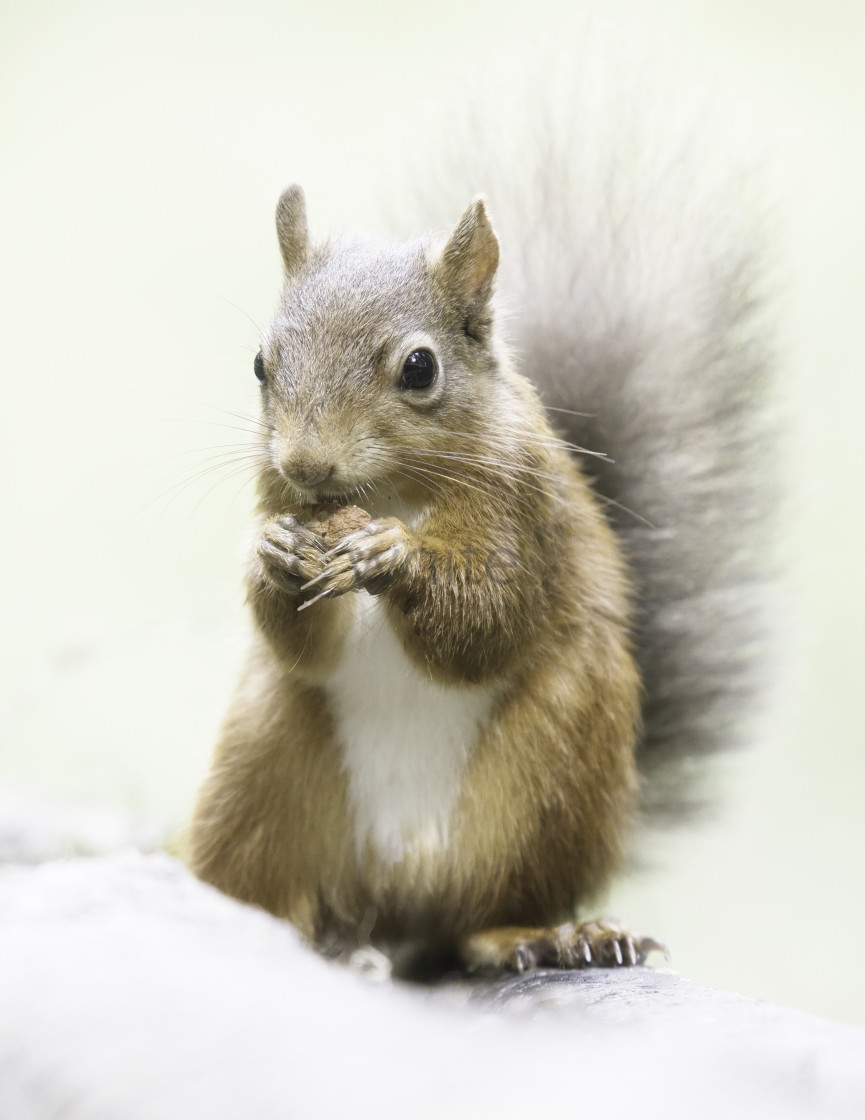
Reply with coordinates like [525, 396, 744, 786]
[1, 0, 863, 1025]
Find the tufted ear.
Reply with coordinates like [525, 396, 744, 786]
[436, 197, 500, 311]
[275, 184, 310, 277]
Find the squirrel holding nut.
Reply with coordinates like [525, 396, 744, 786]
[186, 66, 773, 974]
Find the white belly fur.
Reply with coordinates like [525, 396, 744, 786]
[324, 591, 497, 865]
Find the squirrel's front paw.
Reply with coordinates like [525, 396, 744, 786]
[258, 516, 327, 595]
[298, 517, 411, 610]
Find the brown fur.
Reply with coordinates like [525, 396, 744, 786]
[186, 190, 643, 968]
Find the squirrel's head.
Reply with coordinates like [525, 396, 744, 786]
[254, 184, 503, 508]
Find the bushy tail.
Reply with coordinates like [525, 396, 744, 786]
[403, 30, 777, 818]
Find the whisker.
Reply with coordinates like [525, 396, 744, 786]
[395, 457, 516, 505]
[161, 417, 271, 439]
[228, 469, 260, 509]
[119, 377, 271, 433]
[162, 419, 271, 439]
[543, 404, 596, 419]
[188, 460, 262, 517]
[594, 494, 657, 530]
[137, 452, 266, 519]
[133, 441, 266, 473]
[404, 447, 567, 487]
[149, 447, 268, 493]
[387, 464, 446, 499]
[200, 288, 263, 336]
[427, 424, 610, 462]
[398, 452, 566, 508]
[402, 448, 652, 528]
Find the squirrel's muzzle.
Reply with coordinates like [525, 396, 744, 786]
[279, 454, 335, 489]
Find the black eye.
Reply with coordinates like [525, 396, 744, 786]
[399, 349, 437, 391]
[253, 351, 266, 383]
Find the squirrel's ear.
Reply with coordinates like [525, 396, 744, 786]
[275, 184, 310, 277]
[437, 197, 500, 311]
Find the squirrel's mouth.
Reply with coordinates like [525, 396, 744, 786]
[285, 476, 372, 508]
[271, 458, 438, 512]
[291, 485, 351, 507]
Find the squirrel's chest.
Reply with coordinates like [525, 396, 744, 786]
[322, 592, 497, 865]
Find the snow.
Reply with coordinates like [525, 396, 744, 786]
[0, 800, 863, 1119]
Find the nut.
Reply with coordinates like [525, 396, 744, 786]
[301, 503, 372, 548]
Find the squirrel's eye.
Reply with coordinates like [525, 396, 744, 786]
[254, 351, 266, 383]
[399, 349, 437, 391]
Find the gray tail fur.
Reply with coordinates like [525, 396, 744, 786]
[400, 33, 777, 819]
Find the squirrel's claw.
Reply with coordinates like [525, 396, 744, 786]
[296, 585, 335, 612]
[460, 918, 668, 974]
[298, 569, 331, 591]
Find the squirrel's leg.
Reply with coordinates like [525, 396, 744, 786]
[185, 665, 356, 941]
[459, 918, 666, 974]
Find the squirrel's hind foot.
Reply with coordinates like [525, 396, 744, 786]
[460, 918, 667, 974]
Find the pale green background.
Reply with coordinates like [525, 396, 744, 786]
[1, 0, 863, 1024]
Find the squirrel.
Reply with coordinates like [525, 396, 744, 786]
[186, 67, 773, 974]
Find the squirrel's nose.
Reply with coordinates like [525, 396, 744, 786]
[280, 456, 334, 488]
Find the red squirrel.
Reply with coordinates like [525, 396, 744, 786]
[187, 68, 771, 973]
